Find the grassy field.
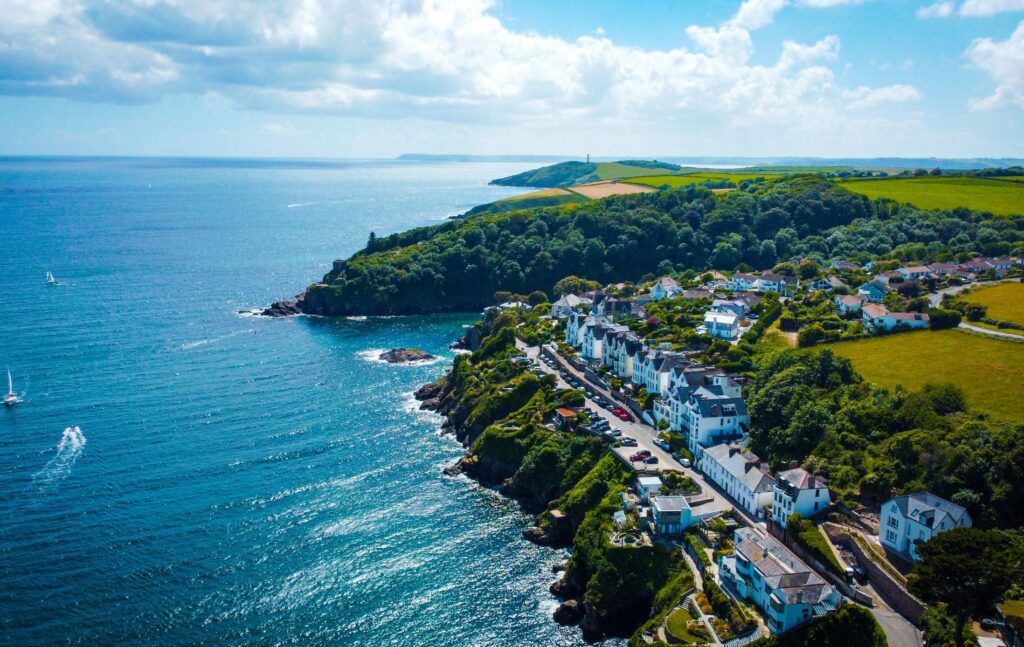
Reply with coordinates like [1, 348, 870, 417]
[592, 162, 679, 181]
[959, 281, 1024, 326]
[624, 172, 780, 189]
[838, 176, 1024, 215]
[501, 188, 574, 201]
[568, 181, 656, 199]
[830, 329, 1024, 419]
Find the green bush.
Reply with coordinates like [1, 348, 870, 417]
[787, 514, 845, 577]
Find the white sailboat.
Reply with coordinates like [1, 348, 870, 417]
[4, 367, 18, 407]
[46, 271, 59, 286]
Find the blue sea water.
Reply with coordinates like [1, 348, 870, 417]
[0, 158, 604, 646]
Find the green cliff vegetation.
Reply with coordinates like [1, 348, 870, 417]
[302, 175, 1023, 316]
[489, 160, 681, 188]
[747, 347, 1024, 528]
[749, 604, 887, 647]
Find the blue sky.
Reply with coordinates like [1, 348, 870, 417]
[0, 0, 1022, 158]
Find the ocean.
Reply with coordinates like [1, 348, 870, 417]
[0, 158, 607, 646]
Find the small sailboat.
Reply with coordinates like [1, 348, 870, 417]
[4, 367, 18, 407]
[46, 271, 59, 286]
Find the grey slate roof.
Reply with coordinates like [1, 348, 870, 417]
[889, 492, 971, 529]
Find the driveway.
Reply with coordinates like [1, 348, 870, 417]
[929, 279, 1023, 342]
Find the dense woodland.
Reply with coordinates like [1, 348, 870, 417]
[302, 176, 1023, 316]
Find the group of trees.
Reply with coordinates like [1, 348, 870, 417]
[305, 175, 1024, 316]
[746, 348, 1024, 528]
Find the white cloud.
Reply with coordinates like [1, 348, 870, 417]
[0, 0, 931, 136]
[842, 84, 923, 108]
[965, 20, 1024, 109]
[917, 1, 955, 18]
[960, 0, 1024, 15]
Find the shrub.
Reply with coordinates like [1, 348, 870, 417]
[787, 514, 845, 577]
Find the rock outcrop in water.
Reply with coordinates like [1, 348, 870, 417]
[380, 348, 435, 364]
[255, 296, 305, 317]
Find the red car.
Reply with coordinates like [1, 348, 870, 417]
[612, 407, 625, 415]
[615, 413, 630, 421]
[629, 450, 652, 462]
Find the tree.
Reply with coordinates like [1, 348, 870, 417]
[366, 231, 378, 251]
[910, 528, 1024, 647]
[553, 275, 601, 296]
[527, 290, 549, 306]
[928, 308, 962, 330]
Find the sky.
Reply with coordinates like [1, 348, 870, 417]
[0, 0, 1022, 159]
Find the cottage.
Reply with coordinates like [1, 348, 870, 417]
[719, 528, 842, 634]
[550, 294, 592, 318]
[650, 276, 682, 300]
[834, 294, 864, 316]
[879, 492, 972, 561]
[711, 298, 747, 318]
[862, 304, 929, 332]
[703, 310, 739, 340]
[875, 271, 903, 286]
[756, 272, 793, 294]
[771, 468, 830, 529]
[856, 280, 889, 303]
[927, 262, 963, 278]
[897, 266, 935, 281]
[698, 444, 773, 519]
[829, 260, 858, 271]
[729, 273, 758, 291]
[810, 276, 848, 292]
[554, 407, 579, 427]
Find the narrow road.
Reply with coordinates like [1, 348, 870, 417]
[929, 279, 1023, 341]
[518, 341, 762, 530]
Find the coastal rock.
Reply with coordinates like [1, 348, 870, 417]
[414, 381, 443, 401]
[380, 348, 435, 364]
[553, 599, 584, 626]
[551, 562, 566, 573]
[442, 459, 465, 477]
[259, 299, 303, 317]
[521, 526, 550, 546]
[419, 398, 442, 411]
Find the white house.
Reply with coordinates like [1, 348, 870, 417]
[711, 299, 747, 318]
[673, 384, 748, 454]
[879, 492, 972, 561]
[703, 310, 739, 340]
[604, 330, 645, 381]
[810, 276, 848, 292]
[550, 294, 592, 318]
[897, 266, 935, 281]
[756, 272, 797, 294]
[699, 444, 774, 519]
[564, 310, 588, 347]
[771, 468, 830, 529]
[729, 273, 758, 291]
[650, 276, 682, 300]
[637, 476, 663, 504]
[632, 351, 688, 396]
[581, 318, 627, 361]
[862, 304, 930, 332]
[719, 528, 842, 634]
[834, 294, 864, 316]
[651, 495, 726, 537]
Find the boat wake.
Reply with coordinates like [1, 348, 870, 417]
[181, 328, 254, 350]
[32, 426, 86, 491]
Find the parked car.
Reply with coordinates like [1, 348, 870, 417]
[629, 450, 652, 462]
[655, 440, 671, 451]
[585, 389, 594, 398]
[643, 455, 659, 465]
[620, 437, 638, 447]
[612, 407, 625, 415]
[608, 429, 622, 437]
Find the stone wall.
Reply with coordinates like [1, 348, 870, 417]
[823, 522, 925, 625]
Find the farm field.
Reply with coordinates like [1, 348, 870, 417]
[591, 162, 679, 180]
[625, 172, 780, 189]
[838, 176, 1024, 215]
[830, 329, 1024, 419]
[569, 181, 657, 199]
[959, 281, 1024, 326]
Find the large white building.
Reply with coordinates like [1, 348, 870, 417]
[631, 350, 688, 396]
[703, 310, 739, 340]
[771, 468, 830, 529]
[698, 444, 774, 519]
[719, 528, 842, 634]
[879, 492, 972, 561]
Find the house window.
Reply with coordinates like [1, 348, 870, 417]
[887, 516, 899, 529]
[886, 529, 897, 543]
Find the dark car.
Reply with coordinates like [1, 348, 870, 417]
[643, 455, 659, 465]
[620, 437, 638, 447]
[629, 450, 652, 462]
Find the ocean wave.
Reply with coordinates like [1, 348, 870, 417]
[286, 201, 318, 208]
[32, 426, 86, 491]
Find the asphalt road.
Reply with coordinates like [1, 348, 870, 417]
[929, 279, 1023, 342]
[519, 341, 761, 529]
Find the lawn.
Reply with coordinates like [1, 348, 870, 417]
[830, 329, 1024, 419]
[960, 281, 1024, 326]
[624, 172, 780, 189]
[838, 176, 1024, 216]
[665, 607, 705, 643]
